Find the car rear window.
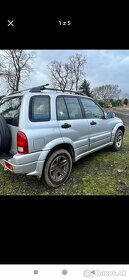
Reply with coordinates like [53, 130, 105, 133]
[0, 96, 22, 125]
[29, 96, 50, 122]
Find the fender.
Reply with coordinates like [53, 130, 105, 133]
[111, 121, 125, 142]
[38, 137, 75, 161]
[38, 138, 63, 161]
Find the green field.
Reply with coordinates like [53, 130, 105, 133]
[0, 128, 129, 195]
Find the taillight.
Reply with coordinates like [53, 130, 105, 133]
[17, 131, 28, 154]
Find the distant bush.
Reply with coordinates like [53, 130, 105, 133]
[96, 100, 105, 107]
[123, 98, 128, 105]
[110, 99, 122, 107]
[93, 99, 123, 107]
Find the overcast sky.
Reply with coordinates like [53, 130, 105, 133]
[0, 50, 129, 96]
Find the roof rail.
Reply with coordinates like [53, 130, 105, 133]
[3, 83, 85, 98]
[30, 86, 85, 95]
[5, 84, 50, 96]
[29, 84, 49, 92]
[41, 87, 85, 95]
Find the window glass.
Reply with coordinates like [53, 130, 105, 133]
[30, 96, 50, 122]
[64, 97, 83, 119]
[0, 97, 22, 125]
[57, 97, 68, 120]
[81, 98, 104, 119]
[0, 97, 22, 117]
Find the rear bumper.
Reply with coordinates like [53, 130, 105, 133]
[0, 152, 46, 178]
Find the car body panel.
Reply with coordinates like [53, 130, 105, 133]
[57, 119, 90, 155]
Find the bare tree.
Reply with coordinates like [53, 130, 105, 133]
[91, 84, 121, 101]
[0, 61, 6, 77]
[0, 50, 34, 92]
[48, 53, 86, 90]
[47, 61, 68, 90]
[69, 54, 86, 90]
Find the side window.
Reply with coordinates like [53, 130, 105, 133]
[81, 98, 104, 119]
[64, 97, 83, 119]
[29, 96, 50, 122]
[57, 97, 68, 120]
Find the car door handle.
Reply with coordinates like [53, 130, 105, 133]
[61, 123, 71, 128]
[90, 121, 96, 125]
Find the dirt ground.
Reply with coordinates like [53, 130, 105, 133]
[112, 109, 129, 128]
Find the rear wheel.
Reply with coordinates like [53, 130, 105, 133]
[0, 115, 11, 154]
[112, 129, 123, 151]
[43, 149, 72, 188]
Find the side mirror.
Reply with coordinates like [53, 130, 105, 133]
[107, 111, 115, 118]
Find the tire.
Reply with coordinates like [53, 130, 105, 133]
[0, 115, 11, 154]
[112, 129, 123, 151]
[43, 149, 72, 188]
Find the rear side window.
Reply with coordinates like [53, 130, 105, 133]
[57, 97, 69, 120]
[64, 97, 83, 119]
[29, 96, 50, 122]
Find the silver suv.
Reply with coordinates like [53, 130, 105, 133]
[0, 84, 125, 188]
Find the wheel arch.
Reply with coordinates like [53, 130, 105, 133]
[112, 123, 125, 139]
[118, 125, 125, 135]
[43, 143, 75, 166]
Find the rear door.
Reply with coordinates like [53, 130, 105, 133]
[57, 96, 90, 157]
[0, 96, 22, 154]
[80, 97, 112, 150]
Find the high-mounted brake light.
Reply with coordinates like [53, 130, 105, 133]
[17, 131, 28, 154]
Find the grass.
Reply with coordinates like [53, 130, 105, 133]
[0, 128, 129, 195]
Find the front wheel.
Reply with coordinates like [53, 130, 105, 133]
[43, 149, 72, 188]
[112, 129, 123, 151]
